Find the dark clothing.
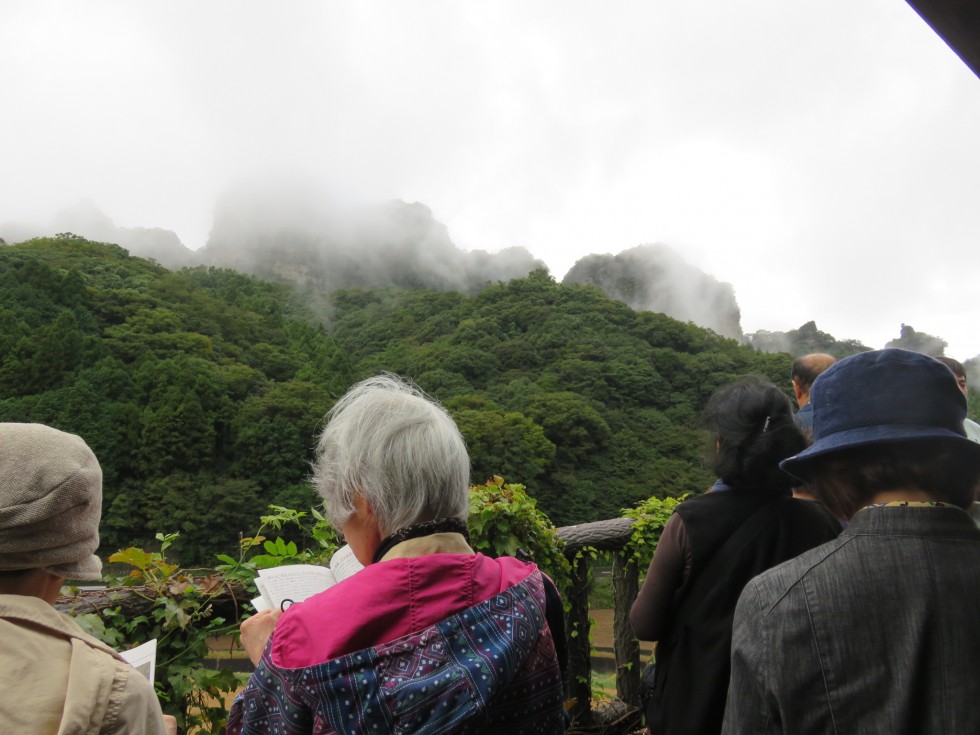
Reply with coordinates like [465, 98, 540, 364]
[793, 402, 814, 441]
[723, 505, 980, 735]
[629, 512, 690, 643]
[631, 489, 841, 735]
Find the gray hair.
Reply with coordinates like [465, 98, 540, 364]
[313, 374, 471, 538]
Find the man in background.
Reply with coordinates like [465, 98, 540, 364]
[935, 355, 980, 442]
[790, 353, 836, 441]
[936, 356, 980, 527]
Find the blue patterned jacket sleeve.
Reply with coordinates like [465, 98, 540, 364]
[227, 649, 312, 735]
[225, 571, 565, 735]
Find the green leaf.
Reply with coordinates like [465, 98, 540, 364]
[108, 547, 156, 571]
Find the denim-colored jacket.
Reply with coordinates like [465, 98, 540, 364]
[722, 505, 980, 735]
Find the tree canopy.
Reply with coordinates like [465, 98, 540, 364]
[2, 236, 914, 562]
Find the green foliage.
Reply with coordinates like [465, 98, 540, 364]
[74, 508, 343, 733]
[449, 397, 556, 484]
[467, 477, 569, 588]
[0, 236, 352, 562]
[326, 269, 774, 526]
[89, 533, 246, 733]
[623, 494, 686, 571]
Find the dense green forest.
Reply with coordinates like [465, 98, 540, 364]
[0, 235, 815, 562]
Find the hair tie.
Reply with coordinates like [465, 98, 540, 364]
[762, 416, 771, 432]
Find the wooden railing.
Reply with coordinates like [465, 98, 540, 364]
[556, 517, 642, 732]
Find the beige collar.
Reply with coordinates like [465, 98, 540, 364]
[379, 532, 475, 562]
[0, 593, 123, 660]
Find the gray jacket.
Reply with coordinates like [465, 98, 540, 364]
[722, 505, 980, 735]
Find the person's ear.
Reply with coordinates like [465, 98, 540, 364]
[791, 378, 805, 403]
[352, 492, 375, 519]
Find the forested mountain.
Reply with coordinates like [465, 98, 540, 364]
[884, 324, 948, 357]
[0, 200, 199, 269]
[0, 236, 827, 562]
[6, 202, 974, 377]
[562, 245, 744, 339]
[1, 198, 740, 334]
[0, 236, 351, 561]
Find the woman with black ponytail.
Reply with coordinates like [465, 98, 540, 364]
[630, 376, 840, 735]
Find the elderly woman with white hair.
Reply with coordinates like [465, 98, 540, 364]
[227, 374, 567, 735]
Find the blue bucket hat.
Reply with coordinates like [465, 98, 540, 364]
[780, 348, 980, 481]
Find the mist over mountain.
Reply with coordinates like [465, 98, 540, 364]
[6, 191, 975, 369]
[205, 194, 748, 338]
[0, 200, 198, 269]
[884, 324, 947, 357]
[746, 320, 871, 358]
[562, 245, 743, 339]
[0, 194, 746, 338]
[200, 182, 545, 294]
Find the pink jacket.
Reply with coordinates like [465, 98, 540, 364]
[272, 551, 536, 668]
[228, 538, 566, 734]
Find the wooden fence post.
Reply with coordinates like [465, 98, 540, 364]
[612, 547, 641, 707]
[566, 549, 594, 728]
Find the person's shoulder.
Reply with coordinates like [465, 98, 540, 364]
[677, 490, 729, 513]
[782, 497, 841, 527]
[63, 628, 167, 734]
[272, 554, 510, 667]
[280, 559, 399, 619]
[744, 537, 844, 610]
[6, 596, 127, 660]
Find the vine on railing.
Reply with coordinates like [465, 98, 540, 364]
[623, 494, 685, 569]
[468, 475, 570, 587]
[553, 495, 683, 730]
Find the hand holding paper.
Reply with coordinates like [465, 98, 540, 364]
[241, 609, 282, 666]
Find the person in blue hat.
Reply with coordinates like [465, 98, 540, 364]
[722, 349, 980, 735]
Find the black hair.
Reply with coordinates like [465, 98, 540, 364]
[705, 375, 806, 492]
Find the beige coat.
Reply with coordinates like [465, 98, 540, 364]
[0, 594, 167, 735]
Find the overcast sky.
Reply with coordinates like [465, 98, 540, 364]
[2, 1, 978, 358]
